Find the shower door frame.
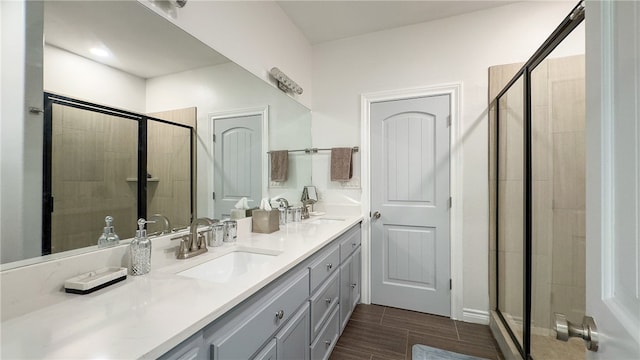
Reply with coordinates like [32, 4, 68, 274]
[42, 93, 195, 255]
[493, 2, 585, 358]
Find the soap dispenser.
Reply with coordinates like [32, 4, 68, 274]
[130, 218, 152, 276]
[97, 216, 120, 248]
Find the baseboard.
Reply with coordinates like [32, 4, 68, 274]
[462, 308, 490, 325]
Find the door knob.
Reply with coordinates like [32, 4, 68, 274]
[372, 211, 381, 219]
[555, 313, 599, 352]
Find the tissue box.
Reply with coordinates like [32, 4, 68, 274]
[252, 209, 280, 234]
[236, 217, 252, 238]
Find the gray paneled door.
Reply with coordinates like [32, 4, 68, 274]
[370, 95, 451, 316]
[214, 115, 262, 219]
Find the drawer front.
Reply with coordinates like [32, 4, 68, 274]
[309, 307, 339, 360]
[309, 271, 339, 339]
[308, 244, 340, 292]
[253, 339, 276, 360]
[339, 226, 361, 263]
[212, 270, 310, 360]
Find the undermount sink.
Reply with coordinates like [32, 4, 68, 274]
[178, 250, 280, 283]
[307, 217, 345, 225]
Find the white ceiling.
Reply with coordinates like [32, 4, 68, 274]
[44, 1, 518, 79]
[277, 1, 519, 45]
[44, 1, 229, 79]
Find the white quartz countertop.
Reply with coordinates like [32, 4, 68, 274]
[0, 215, 363, 359]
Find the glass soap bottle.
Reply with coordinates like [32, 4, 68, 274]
[130, 218, 152, 276]
[97, 216, 120, 248]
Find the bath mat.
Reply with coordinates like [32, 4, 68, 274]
[412, 344, 489, 360]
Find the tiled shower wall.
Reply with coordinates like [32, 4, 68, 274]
[147, 107, 196, 232]
[532, 55, 586, 331]
[51, 104, 138, 252]
[488, 54, 585, 334]
[50, 106, 196, 252]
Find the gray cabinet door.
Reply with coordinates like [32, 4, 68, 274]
[339, 257, 352, 334]
[350, 247, 361, 309]
[159, 332, 204, 360]
[253, 339, 277, 360]
[276, 303, 310, 360]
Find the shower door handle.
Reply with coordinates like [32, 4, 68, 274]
[554, 313, 599, 352]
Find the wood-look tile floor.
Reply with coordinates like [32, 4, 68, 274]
[329, 304, 504, 360]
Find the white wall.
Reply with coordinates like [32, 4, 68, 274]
[311, 1, 583, 320]
[145, 62, 312, 218]
[139, 0, 313, 109]
[44, 45, 146, 112]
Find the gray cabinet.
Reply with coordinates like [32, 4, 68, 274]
[158, 332, 205, 360]
[350, 247, 361, 309]
[310, 307, 339, 360]
[206, 269, 309, 360]
[276, 303, 310, 360]
[253, 339, 276, 360]
[340, 244, 361, 334]
[163, 222, 362, 360]
[309, 271, 339, 339]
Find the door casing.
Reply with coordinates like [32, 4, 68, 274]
[360, 83, 466, 321]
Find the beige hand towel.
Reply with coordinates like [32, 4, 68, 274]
[330, 147, 353, 181]
[270, 150, 289, 182]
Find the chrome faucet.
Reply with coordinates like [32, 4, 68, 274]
[273, 197, 289, 209]
[148, 214, 171, 235]
[172, 217, 214, 259]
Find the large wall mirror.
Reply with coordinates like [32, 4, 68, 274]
[0, 0, 312, 267]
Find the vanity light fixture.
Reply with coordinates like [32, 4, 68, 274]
[270, 67, 303, 95]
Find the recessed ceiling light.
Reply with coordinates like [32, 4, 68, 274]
[90, 47, 109, 58]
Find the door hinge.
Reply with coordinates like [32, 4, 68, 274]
[212, 192, 215, 200]
[448, 197, 452, 209]
[212, 134, 216, 142]
[447, 115, 451, 127]
[450, 279, 452, 290]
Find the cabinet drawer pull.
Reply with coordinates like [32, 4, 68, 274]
[326, 263, 333, 270]
[324, 340, 331, 347]
[351, 283, 357, 289]
[325, 298, 332, 304]
[275, 310, 284, 320]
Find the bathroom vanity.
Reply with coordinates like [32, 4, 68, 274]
[0, 215, 363, 359]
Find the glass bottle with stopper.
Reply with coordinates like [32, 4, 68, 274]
[130, 218, 154, 276]
[97, 216, 120, 248]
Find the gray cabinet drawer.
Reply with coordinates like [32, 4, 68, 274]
[210, 270, 310, 360]
[308, 243, 339, 293]
[309, 306, 339, 360]
[253, 339, 276, 360]
[339, 225, 361, 263]
[309, 271, 339, 339]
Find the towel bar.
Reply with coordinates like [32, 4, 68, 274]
[267, 146, 358, 154]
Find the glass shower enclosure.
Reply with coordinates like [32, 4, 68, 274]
[490, 2, 585, 359]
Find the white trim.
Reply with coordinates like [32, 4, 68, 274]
[360, 83, 463, 320]
[463, 308, 490, 325]
[207, 106, 269, 217]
